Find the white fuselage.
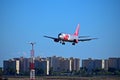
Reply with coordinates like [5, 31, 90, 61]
[58, 33, 78, 42]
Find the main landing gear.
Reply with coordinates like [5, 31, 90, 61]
[62, 42, 65, 45]
[60, 41, 65, 45]
[72, 43, 75, 45]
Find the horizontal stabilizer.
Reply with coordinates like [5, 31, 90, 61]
[79, 36, 90, 38]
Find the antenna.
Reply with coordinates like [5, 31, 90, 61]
[29, 42, 36, 80]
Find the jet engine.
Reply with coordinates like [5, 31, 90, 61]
[54, 39, 59, 42]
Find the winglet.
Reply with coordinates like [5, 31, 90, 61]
[74, 24, 80, 36]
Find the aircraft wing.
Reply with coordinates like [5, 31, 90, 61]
[78, 38, 97, 42]
[79, 36, 89, 38]
[44, 35, 58, 40]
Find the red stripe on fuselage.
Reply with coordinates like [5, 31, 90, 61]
[64, 34, 69, 40]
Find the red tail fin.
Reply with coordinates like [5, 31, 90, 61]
[74, 24, 80, 36]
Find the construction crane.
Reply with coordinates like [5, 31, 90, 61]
[29, 42, 36, 80]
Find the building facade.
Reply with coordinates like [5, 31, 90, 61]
[19, 57, 30, 75]
[70, 57, 80, 71]
[3, 57, 50, 75]
[35, 59, 49, 75]
[3, 59, 20, 75]
[108, 57, 120, 70]
[82, 58, 103, 72]
[48, 56, 80, 72]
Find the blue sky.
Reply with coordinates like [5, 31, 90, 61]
[0, 0, 120, 67]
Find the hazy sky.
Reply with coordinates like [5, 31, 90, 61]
[0, 0, 120, 67]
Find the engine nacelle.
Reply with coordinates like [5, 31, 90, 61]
[74, 39, 78, 43]
[54, 39, 59, 42]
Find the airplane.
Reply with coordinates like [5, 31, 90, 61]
[44, 24, 97, 45]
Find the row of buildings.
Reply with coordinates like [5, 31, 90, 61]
[3, 56, 120, 75]
[3, 56, 80, 75]
[82, 58, 120, 72]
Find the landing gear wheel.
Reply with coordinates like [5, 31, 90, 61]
[62, 42, 65, 45]
[72, 43, 75, 45]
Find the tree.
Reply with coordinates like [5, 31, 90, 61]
[5, 67, 16, 75]
[0, 67, 2, 76]
[49, 67, 53, 76]
[79, 67, 89, 76]
[36, 68, 44, 76]
[108, 68, 116, 72]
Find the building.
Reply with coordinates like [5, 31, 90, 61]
[3, 56, 80, 76]
[48, 56, 79, 72]
[108, 57, 120, 70]
[3, 59, 20, 75]
[19, 57, 30, 75]
[82, 58, 103, 72]
[118, 58, 120, 70]
[49, 56, 61, 72]
[3, 57, 50, 75]
[40, 60, 49, 75]
[35, 59, 49, 75]
[59, 58, 72, 72]
[104, 59, 109, 70]
[73, 58, 80, 71]
[82, 58, 94, 71]
[94, 59, 103, 69]
[70, 57, 80, 71]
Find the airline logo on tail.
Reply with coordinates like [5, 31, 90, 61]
[44, 24, 97, 45]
